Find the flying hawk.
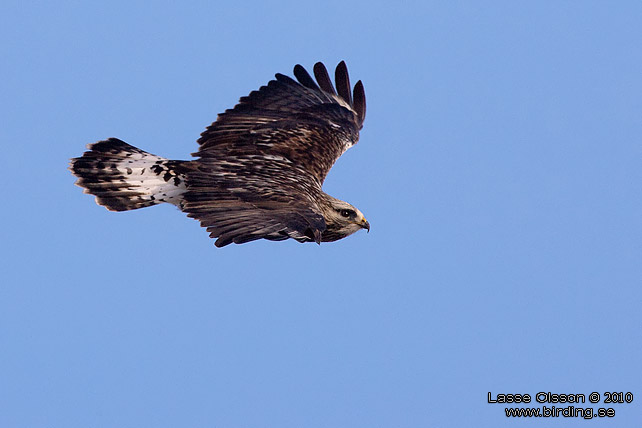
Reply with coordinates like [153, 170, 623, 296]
[70, 61, 369, 247]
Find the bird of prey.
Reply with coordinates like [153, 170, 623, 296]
[70, 61, 369, 247]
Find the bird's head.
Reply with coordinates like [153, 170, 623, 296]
[320, 195, 369, 242]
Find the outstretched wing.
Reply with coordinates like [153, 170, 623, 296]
[182, 192, 327, 247]
[182, 62, 366, 247]
[194, 61, 366, 185]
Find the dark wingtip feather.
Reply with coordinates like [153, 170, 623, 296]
[334, 61, 352, 105]
[214, 237, 230, 247]
[275, 73, 297, 85]
[313, 62, 336, 95]
[293, 64, 319, 90]
[352, 80, 366, 125]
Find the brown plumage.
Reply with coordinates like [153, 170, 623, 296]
[70, 61, 370, 247]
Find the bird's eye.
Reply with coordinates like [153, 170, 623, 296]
[340, 209, 352, 218]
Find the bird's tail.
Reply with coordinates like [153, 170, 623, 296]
[70, 138, 188, 211]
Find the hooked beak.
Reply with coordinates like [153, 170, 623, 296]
[360, 218, 370, 233]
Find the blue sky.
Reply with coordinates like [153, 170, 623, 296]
[1, 1, 640, 427]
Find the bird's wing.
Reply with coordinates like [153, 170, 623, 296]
[193, 61, 366, 186]
[181, 62, 366, 246]
[184, 194, 327, 247]
[180, 159, 328, 247]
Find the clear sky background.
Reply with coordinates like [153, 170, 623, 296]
[1, 1, 640, 427]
